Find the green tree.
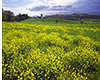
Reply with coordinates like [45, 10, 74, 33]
[2, 9, 15, 21]
[16, 13, 30, 21]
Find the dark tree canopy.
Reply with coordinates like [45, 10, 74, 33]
[2, 9, 31, 22]
[16, 13, 30, 22]
[2, 9, 15, 22]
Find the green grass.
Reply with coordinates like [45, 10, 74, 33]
[83, 31, 100, 41]
[22, 18, 100, 25]
[46, 29, 64, 35]
[22, 18, 80, 25]
[65, 29, 100, 41]
[67, 30, 80, 35]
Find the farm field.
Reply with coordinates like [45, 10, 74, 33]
[2, 20, 100, 80]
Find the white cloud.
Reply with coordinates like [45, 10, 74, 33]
[21, 0, 79, 9]
[3, 7, 60, 16]
[44, 0, 78, 6]
[3, 0, 79, 16]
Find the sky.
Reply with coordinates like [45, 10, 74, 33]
[2, 0, 100, 16]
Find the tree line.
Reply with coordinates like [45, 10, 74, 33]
[45, 13, 100, 20]
[2, 9, 31, 22]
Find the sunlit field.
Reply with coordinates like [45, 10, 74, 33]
[2, 21, 100, 80]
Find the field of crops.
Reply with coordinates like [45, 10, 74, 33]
[2, 22, 100, 80]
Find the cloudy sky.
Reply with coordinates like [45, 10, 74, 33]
[2, 0, 100, 16]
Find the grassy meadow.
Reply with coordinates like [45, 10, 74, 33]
[2, 18, 100, 80]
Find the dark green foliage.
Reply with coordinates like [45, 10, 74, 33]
[2, 9, 15, 22]
[16, 13, 31, 22]
[2, 9, 31, 22]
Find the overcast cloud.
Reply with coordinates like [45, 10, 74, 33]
[2, 0, 100, 16]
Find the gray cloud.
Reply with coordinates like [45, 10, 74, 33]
[73, 0, 100, 14]
[3, 0, 100, 16]
[28, 0, 100, 15]
[29, 5, 73, 11]
[29, 6, 49, 11]
[49, 5, 73, 11]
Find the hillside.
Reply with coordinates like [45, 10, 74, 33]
[22, 17, 100, 25]
[45, 14, 100, 20]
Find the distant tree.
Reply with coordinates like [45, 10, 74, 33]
[16, 13, 30, 21]
[2, 9, 7, 21]
[2, 9, 15, 21]
[6, 11, 15, 21]
[56, 20, 58, 23]
[40, 14, 43, 18]
[80, 20, 84, 24]
[2, 9, 31, 22]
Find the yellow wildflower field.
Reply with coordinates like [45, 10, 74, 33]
[2, 22, 100, 80]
